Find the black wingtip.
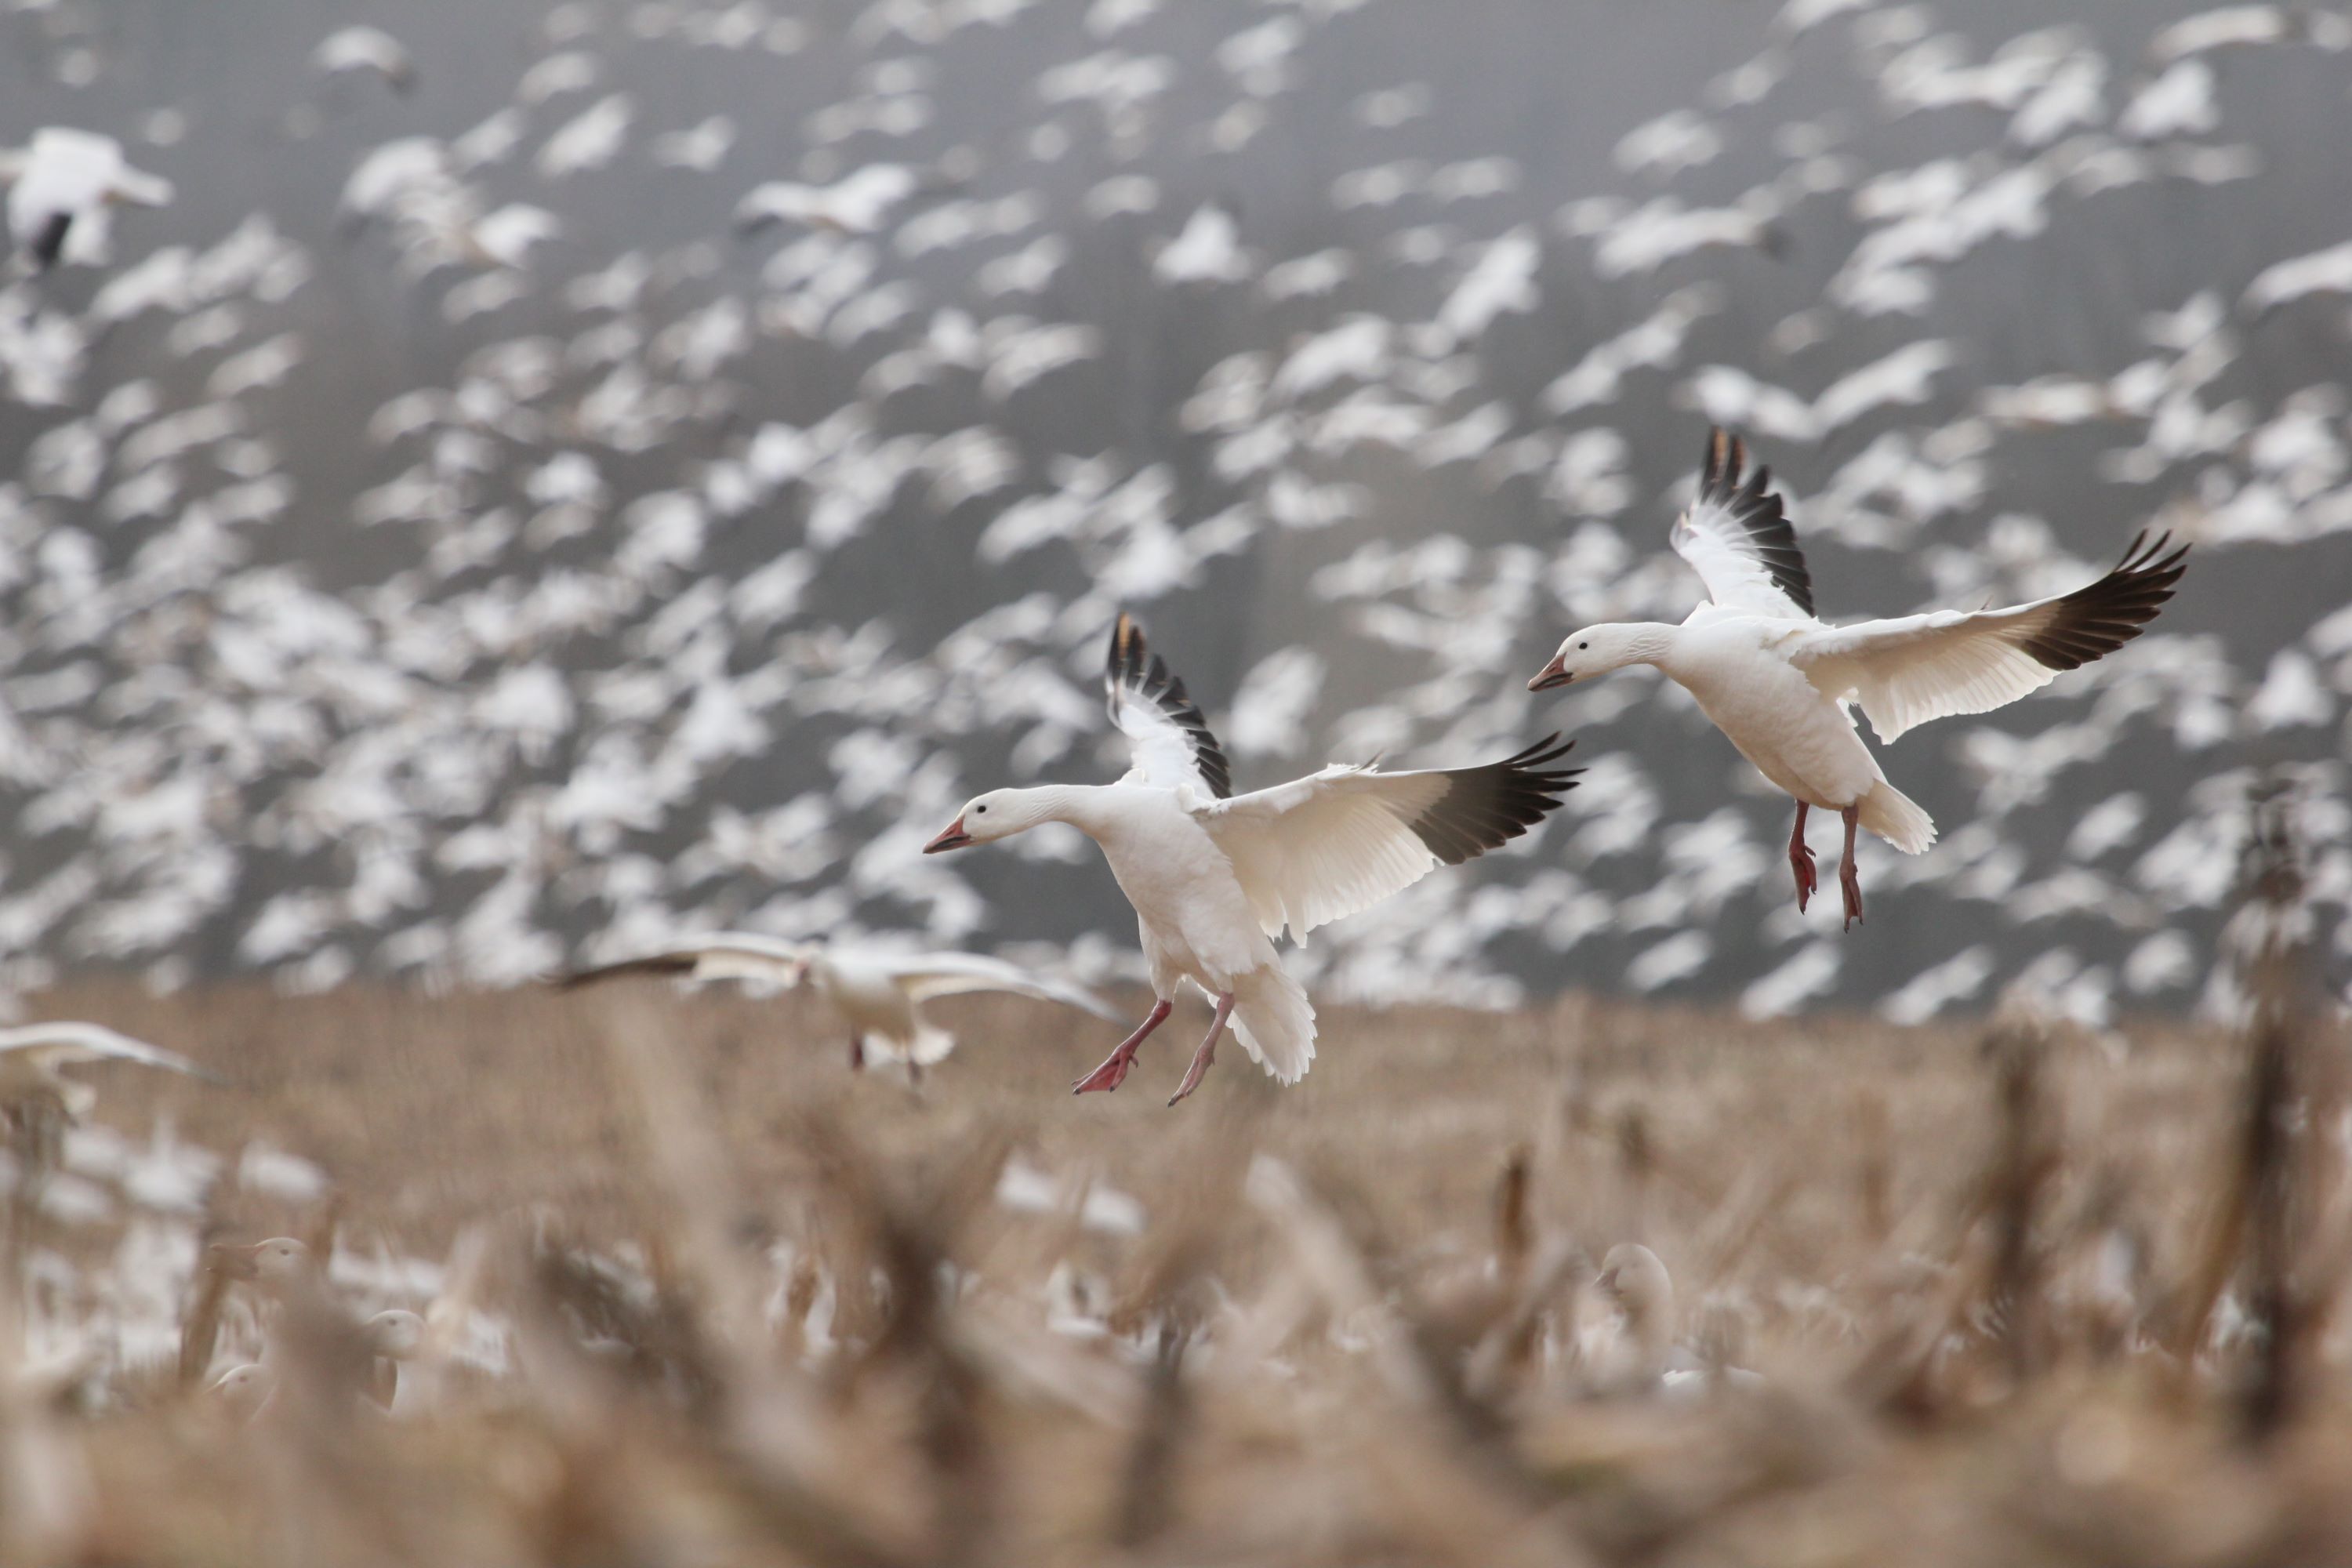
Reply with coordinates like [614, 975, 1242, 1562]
[1693, 425, 1815, 618]
[1104, 613, 1235, 800]
[1403, 735, 1584, 867]
[2016, 529, 2190, 672]
[28, 209, 70, 271]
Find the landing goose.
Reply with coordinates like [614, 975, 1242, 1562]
[562, 935, 1120, 1074]
[1530, 430, 2187, 927]
[924, 615, 1581, 1104]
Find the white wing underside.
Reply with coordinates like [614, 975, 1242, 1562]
[1195, 764, 1456, 945]
[1787, 611, 2071, 743]
[1671, 430, 1816, 622]
[1784, 530, 2187, 744]
[1111, 699, 1209, 793]
[1674, 516, 1813, 621]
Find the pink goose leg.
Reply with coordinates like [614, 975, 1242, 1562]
[1787, 802, 1817, 913]
[1073, 1000, 1172, 1094]
[1839, 804, 1865, 931]
[1167, 993, 1235, 1108]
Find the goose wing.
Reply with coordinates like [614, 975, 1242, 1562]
[560, 934, 814, 988]
[1788, 531, 2188, 743]
[0, 1022, 216, 1080]
[1671, 427, 1816, 621]
[883, 953, 1123, 1021]
[1194, 738, 1580, 943]
[1105, 612, 1232, 797]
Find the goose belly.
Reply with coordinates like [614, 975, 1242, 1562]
[1092, 813, 1269, 993]
[1679, 657, 1880, 809]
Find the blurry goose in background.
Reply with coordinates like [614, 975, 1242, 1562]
[925, 614, 1581, 1105]
[309, 26, 418, 93]
[362, 1308, 426, 1410]
[0, 129, 174, 270]
[206, 1362, 274, 1420]
[1592, 1243, 1679, 1388]
[0, 1022, 218, 1120]
[561, 935, 1121, 1075]
[210, 1236, 317, 1296]
[1590, 1241, 1760, 1396]
[1530, 429, 2188, 928]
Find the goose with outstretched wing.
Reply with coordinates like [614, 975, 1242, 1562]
[1530, 428, 2187, 927]
[924, 613, 1581, 1104]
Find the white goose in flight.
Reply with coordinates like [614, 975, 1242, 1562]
[562, 935, 1120, 1075]
[0, 128, 174, 272]
[924, 615, 1581, 1105]
[0, 1021, 220, 1118]
[1530, 429, 2188, 927]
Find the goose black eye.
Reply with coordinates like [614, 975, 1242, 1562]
[975, 804, 987, 813]
[1578, 641, 1588, 650]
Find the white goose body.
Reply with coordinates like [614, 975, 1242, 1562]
[1052, 780, 1312, 1081]
[1659, 609, 1887, 815]
[926, 615, 1581, 1102]
[1080, 787, 1269, 996]
[1532, 430, 2187, 927]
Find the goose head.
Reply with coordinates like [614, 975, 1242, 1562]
[922, 787, 1058, 853]
[212, 1236, 314, 1290]
[1529, 624, 1667, 690]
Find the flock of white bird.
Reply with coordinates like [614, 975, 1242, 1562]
[0, 0, 2344, 1419]
[2, 0, 2349, 1052]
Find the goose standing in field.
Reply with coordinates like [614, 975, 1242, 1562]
[0, 129, 174, 271]
[924, 615, 1582, 1105]
[561, 935, 1121, 1076]
[1529, 430, 2188, 928]
[1587, 1242, 1759, 1396]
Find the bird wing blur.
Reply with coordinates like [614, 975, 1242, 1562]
[884, 953, 1123, 1020]
[0, 1022, 215, 1080]
[561, 935, 814, 988]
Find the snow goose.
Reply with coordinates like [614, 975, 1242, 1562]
[924, 615, 1581, 1104]
[0, 129, 174, 271]
[1588, 1242, 1758, 1396]
[562, 935, 1120, 1075]
[0, 1022, 219, 1120]
[211, 1236, 318, 1294]
[1530, 430, 2187, 927]
[309, 25, 418, 93]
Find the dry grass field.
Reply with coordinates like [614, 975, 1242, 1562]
[5, 943, 2350, 1566]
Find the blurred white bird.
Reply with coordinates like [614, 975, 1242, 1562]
[563, 934, 1120, 1074]
[1, 129, 174, 270]
[736, 165, 919, 234]
[0, 1022, 219, 1120]
[310, 26, 416, 93]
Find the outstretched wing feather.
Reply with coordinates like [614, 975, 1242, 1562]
[1196, 738, 1581, 942]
